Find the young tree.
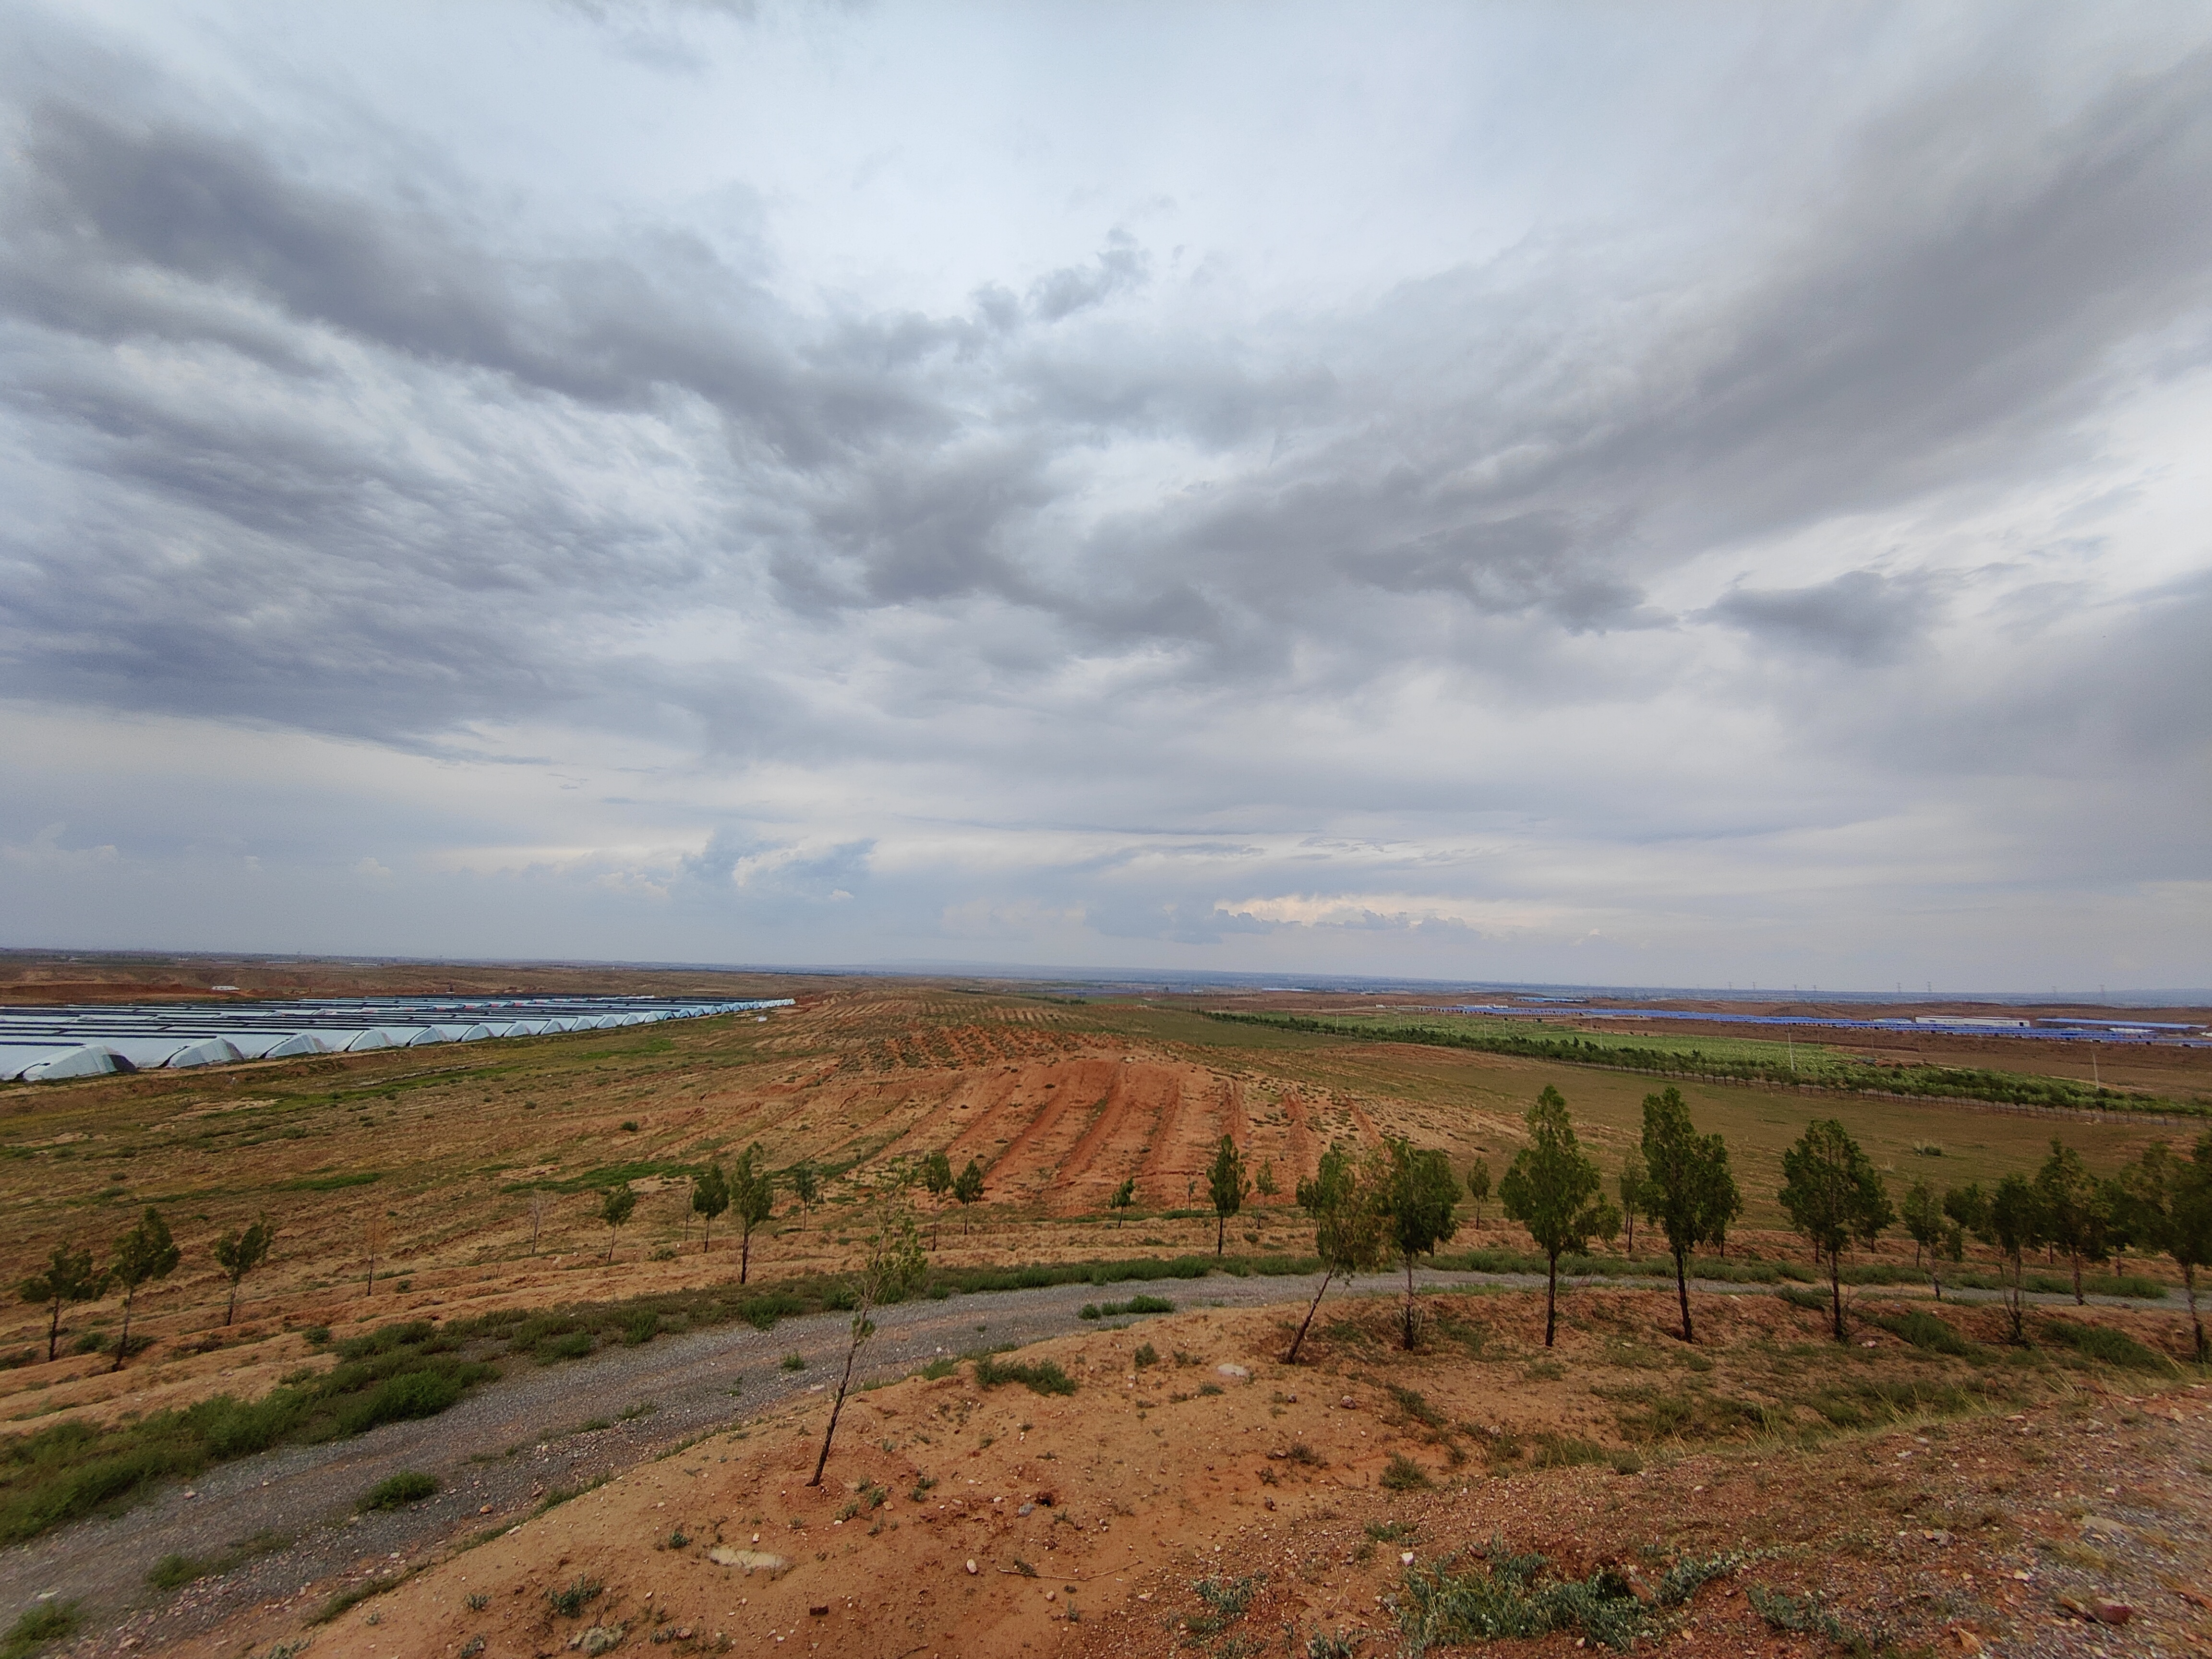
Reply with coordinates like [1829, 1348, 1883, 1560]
[2034, 1139, 2110, 1304]
[1466, 1157, 1491, 1227]
[212, 1215, 276, 1326]
[528, 1188, 553, 1257]
[808, 1182, 926, 1487]
[1206, 1135, 1249, 1257]
[789, 1161, 822, 1210]
[1776, 1119, 1894, 1342]
[1384, 1139, 1461, 1349]
[729, 1144, 776, 1284]
[692, 1160, 731, 1254]
[2118, 1134, 2212, 1361]
[1901, 1179, 1941, 1270]
[1498, 1086, 1619, 1347]
[1616, 1152, 1648, 1255]
[600, 1184, 637, 1265]
[921, 1150, 954, 1205]
[1108, 1176, 1137, 1228]
[108, 1208, 179, 1372]
[1976, 1173, 2044, 1344]
[1638, 1086, 1741, 1344]
[952, 1157, 985, 1232]
[1284, 1142, 1389, 1364]
[18, 1243, 103, 1362]
[1256, 1160, 1278, 1199]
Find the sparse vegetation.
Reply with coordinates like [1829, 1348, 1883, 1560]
[359, 1470, 441, 1510]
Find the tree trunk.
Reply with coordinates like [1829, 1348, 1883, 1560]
[810, 1309, 869, 1487]
[1624, 1211, 1634, 1254]
[1217, 1212, 1226, 1257]
[2004, 1255, 2025, 1344]
[703, 1214, 713, 1254]
[2071, 1250, 2084, 1305]
[45, 1300, 61, 1363]
[740, 1227, 751, 1286]
[2186, 1262, 2203, 1363]
[226, 1278, 240, 1326]
[605, 1226, 617, 1266]
[111, 1284, 136, 1374]
[1673, 1245, 1694, 1344]
[1543, 1251, 1559, 1347]
[1402, 1254, 1418, 1350]
[1827, 1249, 1844, 1342]
[1284, 1266, 1336, 1364]
[529, 1207, 541, 1256]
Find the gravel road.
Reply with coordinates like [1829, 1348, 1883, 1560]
[0, 1264, 2185, 1653]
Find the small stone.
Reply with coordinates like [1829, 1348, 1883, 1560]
[1341, 1396, 1357, 1409]
[2092, 1601, 2132, 1626]
[808, 1604, 829, 1617]
[1217, 1364, 1250, 1380]
[579, 1626, 625, 1656]
[1018, 1503, 1034, 1517]
[965, 1559, 979, 1575]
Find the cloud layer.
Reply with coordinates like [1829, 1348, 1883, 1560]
[1, 0, 2207, 989]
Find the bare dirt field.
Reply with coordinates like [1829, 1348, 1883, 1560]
[0, 964, 2207, 1656]
[179, 1287, 2212, 1659]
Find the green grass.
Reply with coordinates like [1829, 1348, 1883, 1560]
[146, 1528, 286, 1591]
[972, 1355, 1078, 1395]
[359, 1470, 441, 1510]
[0, 1600, 82, 1657]
[0, 1320, 495, 1547]
[2039, 1317, 2178, 1372]
[274, 1170, 383, 1191]
[1200, 1009, 2201, 1117]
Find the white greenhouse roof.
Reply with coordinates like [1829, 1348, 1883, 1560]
[0, 993, 791, 1082]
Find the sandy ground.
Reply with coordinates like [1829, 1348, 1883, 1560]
[111, 1285, 2211, 1659]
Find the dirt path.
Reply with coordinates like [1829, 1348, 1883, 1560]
[6, 1267, 2191, 1654]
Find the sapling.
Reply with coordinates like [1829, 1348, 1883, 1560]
[212, 1215, 276, 1326]
[1499, 1087, 1618, 1347]
[108, 1207, 179, 1372]
[18, 1243, 103, 1362]
[1777, 1119, 1894, 1342]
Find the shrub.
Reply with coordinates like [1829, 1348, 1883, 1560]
[2041, 1318, 2176, 1372]
[1, 1600, 83, 1656]
[781, 1352, 806, 1371]
[546, 1577, 604, 1618]
[973, 1355, 1078, 1396]
[1132, 1342, 1159, 1368]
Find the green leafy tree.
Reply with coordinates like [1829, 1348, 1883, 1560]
[1383, 1139, 1461, 1349]
[1108, 1176, 1137, 1227]
[1638, 1086, 1741, 1344]
[1498, 1087, 1619, 1347]
[18, 1243, 103, 1362]
[952, 1157, 985, 1233]
[1284, 1142, 1390, 1364]
[808, 1181, 927, 1487]
[692, 1160, 730, 1255]
[599, 1184, 637, 1265]
[1616, 1152, 1648, 1255]
[1900, 1180, 1940, 1269]
[108, 1208, 179, 1373]
[1465, 1157, 1491, 1226]
[211, 1215, 276, 1326]
[729, 1144, 776, 1284]
[1976, 1172, 2044, 1344]
[1255, 1160, 1278, 1199]
[1206, 1135, 1250, 1256]
[921, 1150, 954, 1203]
[789, 1161, 821, 1209]
[2118, 1134, 2212, 1360]
[1776, 1119, 1894, 1342]
[2034, 1139, 2109, 1304]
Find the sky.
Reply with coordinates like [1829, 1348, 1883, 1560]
[1, 0, 2207, 993]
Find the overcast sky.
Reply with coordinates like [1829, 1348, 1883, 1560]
[2, 1, 2207, 992]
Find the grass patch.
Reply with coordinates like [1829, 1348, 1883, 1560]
[1380, 1453, 1432, 1491]
[1, 1600, 82, 1656]
[146, 1529, 286, 1590]
[0, 1319, 495, 1547]
[972, 1355, 1078, 1395]
[1396, 1537, 1647, 1652]
[1867, 1308, 1980, 1358]
[359, 1470, 440, 1510]
[1187, 1574, 1265, 1636]
[274, 1170, 383, 1192]
[2040, 1317, 2177, 1373]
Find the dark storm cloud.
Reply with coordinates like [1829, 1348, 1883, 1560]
[2, 22, 2210, 781]
[1707, 569, 1941, 663]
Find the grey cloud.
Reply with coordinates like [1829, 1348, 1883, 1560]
[1706, 569, 1941, 663]
[1026, 231, 1149, 324]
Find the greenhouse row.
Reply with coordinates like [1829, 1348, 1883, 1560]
[0, 994, 791, 1082]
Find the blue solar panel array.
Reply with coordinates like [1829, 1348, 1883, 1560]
[0, 994, 793, 1082]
